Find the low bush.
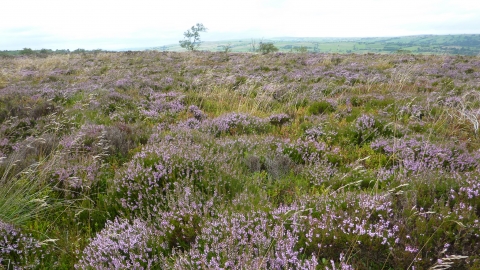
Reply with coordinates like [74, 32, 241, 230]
[307, 100, 335, 115]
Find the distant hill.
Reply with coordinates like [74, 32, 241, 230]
[151, 34, 480, 55]
[2, 34, 479, 56]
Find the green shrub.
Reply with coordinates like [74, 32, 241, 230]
[307, 101, 335, 115]
[258, 42, 279, 54]
[19, 48, 35, 55]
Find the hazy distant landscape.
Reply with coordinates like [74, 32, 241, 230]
[154, 34, 480, 55]
[2, 34, 480, 56]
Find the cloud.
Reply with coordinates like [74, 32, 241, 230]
[1, 0, 479, 50]
[0, 27, 56, 49]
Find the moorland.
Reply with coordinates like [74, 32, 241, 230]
[1, 50, 480, 269]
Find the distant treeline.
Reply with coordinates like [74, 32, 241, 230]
[0, 48, 113, 58]
[4, 34, 480, 56]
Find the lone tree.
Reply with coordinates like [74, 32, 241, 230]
[179, 23, 208, 51]
[258, 42, 279, 54]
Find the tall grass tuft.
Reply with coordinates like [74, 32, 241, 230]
[0, 152, 52, 227]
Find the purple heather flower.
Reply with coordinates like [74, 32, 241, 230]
[76, 218, 162, 269]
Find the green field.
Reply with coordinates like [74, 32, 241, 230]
[2, 34, 479, 56]
[154, 34, 480, 55]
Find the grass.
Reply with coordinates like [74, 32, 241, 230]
[0, 156, 49, 226]
[0, 51, 480, 269]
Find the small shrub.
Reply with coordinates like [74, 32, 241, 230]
[244, 155, 262, 173]
[115, 131, 236, 219]
[304, 126, 325, 140]
[76, 218, 163, 269]
[188, 105, 206, 121]
[307, 101, 335, 115]
[174, 209, 319, 269]
[348, 96, 363, 107]
[114, 78, 133, 89]
[31, 101, 56, 119]
[258, 42, 279, 54]
[201, 113, 268, 136]
[268, 113, 290, 126]
[371, 137, 479, 173]
[19, 48, 35, 56]
[105, 123, 136, 158]
[0, 135, 59, 178]
[353, 114, 381, 145]
[0, 220, 43, 269]
[265, 154, 294, 179]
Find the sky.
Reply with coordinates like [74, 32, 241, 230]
[1, 0, 480, 50]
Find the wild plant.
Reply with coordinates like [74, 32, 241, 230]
[0, 141, 55, 226]
[76, 218, 164, 269]
[172, 207, 319, 269]
[371, 136, 479, 174]
[0, 220, 43, 269]
[0, 141, 62, 269]
[200, 112, 269, 136]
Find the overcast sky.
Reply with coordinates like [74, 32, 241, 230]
[1, 0, 480, 50]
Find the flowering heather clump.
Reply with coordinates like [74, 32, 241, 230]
[355, 114, 376, 132]
[399, 104, 425, 119]
[61, 124, 108, 153]
[174, 208, 319, 269]
[140, 91, 185, 117]
[166, 100, 185, 114]
[459, 175, 480, 200]
[301, 159, 337, 186]
[325, 253, 354, 270]
[0, 220, 42, 269]
[76, 218, 163, 269]
[299, 193, 401, 256]
[188, 105, 206, 121]
[162, 76, 174, 86]
[173, 117, 202, 131]
[19, 70, 38, 78]
[283, 137, 327, 164]
[115, 130, 242, 222]
[114, 77, 133, 89]
[304, 126, 325, 140]
[201, 112, 268, 136]
[371, 137, 479, 173]
[353, 114, 382, 144]
[153, 183, 219, 252]
[52, 124, 108, 191]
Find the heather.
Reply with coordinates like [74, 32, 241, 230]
[0, 51, 480, 269]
